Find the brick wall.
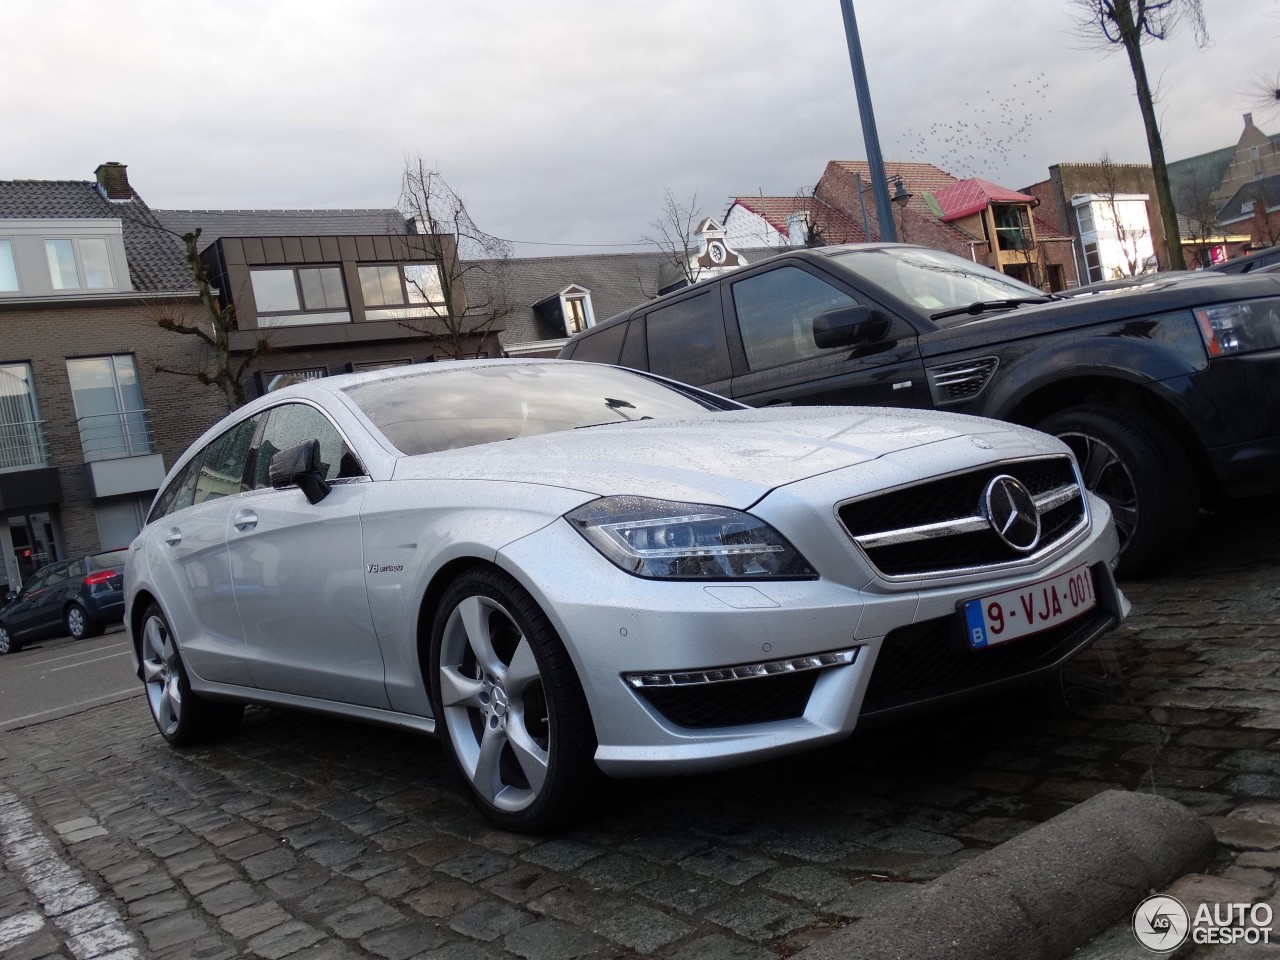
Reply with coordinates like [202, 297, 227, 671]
[1, 297, 223, 557]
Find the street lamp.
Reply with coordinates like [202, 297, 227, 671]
[853, 173, 912, 242]
[838, 0, 897, 242]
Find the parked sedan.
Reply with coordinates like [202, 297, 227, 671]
[126, 360, 1126, 831]
[0, 549, 127, 653]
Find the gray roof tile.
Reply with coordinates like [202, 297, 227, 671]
[0, 179, 196, 292]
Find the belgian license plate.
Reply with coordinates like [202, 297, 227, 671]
[962, 564, 1097, 650]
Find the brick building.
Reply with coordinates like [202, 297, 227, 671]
[0, 163, 219, 588]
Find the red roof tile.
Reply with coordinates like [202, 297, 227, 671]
[934, 178, 1036, 221]
[729, 195, 868, 243]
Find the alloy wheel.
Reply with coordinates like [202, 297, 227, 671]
[0, 626, 10, 655]
[141, 613, 182, 737]
[1058, 430, 1138, 548]
[67, 606, 86, 639]
[437, 595, 551, 813]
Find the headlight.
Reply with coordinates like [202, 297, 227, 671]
[1194, 298, 1280, 357]
[566, 496, 817, 580]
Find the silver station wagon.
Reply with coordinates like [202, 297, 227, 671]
[126, 360, 1127, 831]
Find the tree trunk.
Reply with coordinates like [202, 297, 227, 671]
[1119, 20, 1187, 270]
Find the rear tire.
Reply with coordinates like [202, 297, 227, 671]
[428, 567, 598, 833]
[1039, 405, 1197, 578]
[139, 603, 243, 746]
[66, 603, 102, 640]
[0, 623, 15, 655]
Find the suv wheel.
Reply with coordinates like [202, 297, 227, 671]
[1039, 405, 1197, 578]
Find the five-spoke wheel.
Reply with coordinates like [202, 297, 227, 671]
[139, 602, 243, 745]
[430, 568, 596, 832]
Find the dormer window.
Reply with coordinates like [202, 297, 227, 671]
[0, 219, 128, 297]
[565, 295, 589, 334]
[45, 237, 113, 290]
[532, 285, 595, 338]
[0, 240, 17, 292]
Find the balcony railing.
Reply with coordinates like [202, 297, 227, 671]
[0, 419, 51, 471]
[77, 409, 156, 462]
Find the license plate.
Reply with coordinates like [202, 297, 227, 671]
[961, 564, 1097, 650]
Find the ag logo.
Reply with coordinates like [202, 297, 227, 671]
[1132, 895, 1190, 952]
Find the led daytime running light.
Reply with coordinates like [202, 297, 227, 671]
[626, 649, 858, 688]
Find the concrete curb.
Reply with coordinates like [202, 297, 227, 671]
[795, 790, 1215, 960]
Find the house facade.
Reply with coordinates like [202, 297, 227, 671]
[0, 163, 220, 588]
[154, 210, 502, 399]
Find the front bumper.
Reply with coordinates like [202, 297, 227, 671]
[497, 502, 1124, 776]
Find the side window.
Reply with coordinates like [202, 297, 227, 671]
[19, 568, 50, 595]
[43, 563, 70, 586]
[252, 403, 363, 490]
[67, 559, 85, 579]
[569, 322, 627, 365]
[619, 318, 648, 370]
[731, 266, 859, 371]
[644, 291, 731, 385]
[193, 417, 259, 504]
[148, 452, 203, 524]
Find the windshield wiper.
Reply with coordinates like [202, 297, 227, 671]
[930, 296, 1054, 321]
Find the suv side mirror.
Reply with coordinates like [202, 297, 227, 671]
[269, 439, 332, 505]
[812, 305, 891, 349]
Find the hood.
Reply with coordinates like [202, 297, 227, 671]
[391, 406, 1050, 508]
[920, 270, 1280, 357]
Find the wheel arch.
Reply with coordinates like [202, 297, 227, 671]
[128, 589, 160, 666]
[413, 556, 499, 688]
[1002, 375, 1214, 493]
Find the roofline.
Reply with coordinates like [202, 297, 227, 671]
[0, 289, 200, 309]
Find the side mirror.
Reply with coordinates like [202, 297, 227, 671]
[269, 439, 332, 505]
[1, 590, 14, 607]
[812, 305, 891, 349]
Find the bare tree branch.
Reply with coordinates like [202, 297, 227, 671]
[639, 187, 705, 287]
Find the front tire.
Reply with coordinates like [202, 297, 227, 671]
[66, 603, 102, 640]
[0, 623, 15, 655]
[428, 567, 598, 833]
[1039, 405, 1197, 578]
[139, 603, 243, 746]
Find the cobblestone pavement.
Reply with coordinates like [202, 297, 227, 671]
[2, 504, 1279, 960]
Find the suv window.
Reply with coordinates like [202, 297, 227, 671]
[731, 266, 858, 371]
[644, 291, 730, 384]
[252, 403, 363, 490]
[570, 322, 627, 365]
[194, 417, 259, 504]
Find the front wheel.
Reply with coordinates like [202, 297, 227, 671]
[1039, 405, 1197, 578]
[0, 623, 14, 655]
[66, 603, 102, 640]
[139, 603, 243, 746]
[429, 567, 598, 833]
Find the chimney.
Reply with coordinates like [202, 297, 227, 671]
[1244, 113, 1255, 128]
[94, 162, 133, 201]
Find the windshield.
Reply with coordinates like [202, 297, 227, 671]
[345, 362, 733, 456]
[827, 247, 1045, 322]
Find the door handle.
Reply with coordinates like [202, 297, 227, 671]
[233, 511, 258, 532]
[165, 530, 182, 546]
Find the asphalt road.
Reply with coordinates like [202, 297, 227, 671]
[0, 624, 138, 732]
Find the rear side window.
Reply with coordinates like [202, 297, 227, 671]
[194, 417, 258, 504]
[569, 322, 627, 365]
[644, 291, 730, 385]
[148, 453, 203, 524]
[731, 266, 857, 371]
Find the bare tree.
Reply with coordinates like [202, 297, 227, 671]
[1248, 179, 1280, 247]
[1247, 70, 1280, 124]
[1073, 0, 1208, 270]
[399, 157, 513, 360]
[639, 188, 706, 287]
[1096, 153, 1152, 276]
[144, 228, 273, 412]
[1176, 172, 1221, 267]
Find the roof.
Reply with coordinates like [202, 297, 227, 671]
[1216, 174, 1280, 225]
[827, 160, 960, 218]
[727, 196, 867, 243]
[154, 209, 407, 251]
[934, 178, 1035, 221]
[0, 179, 195, 292]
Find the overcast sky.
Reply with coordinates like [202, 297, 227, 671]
[4, 1, 1275, 255]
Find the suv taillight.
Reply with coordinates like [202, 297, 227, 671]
[84, 570, 116, 587]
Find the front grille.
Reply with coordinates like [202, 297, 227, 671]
[860, 599, 1114, 718]
[637, 672, 818, 729]
[839, 457, 1086, 577]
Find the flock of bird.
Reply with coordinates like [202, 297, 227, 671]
[892, 72, 1053, 179]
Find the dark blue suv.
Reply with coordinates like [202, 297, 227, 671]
[0, 549, 126, 654]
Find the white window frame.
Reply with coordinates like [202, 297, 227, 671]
[558, 285, 595, 336]
[0, 219, 129, 297]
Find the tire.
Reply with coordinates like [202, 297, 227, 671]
[1038, 405, 1198, 578]
[138, 603, 244, 746]
[428, 567, 598, 833]
[0, 623, 15, 655]
[66, 603, 103, 640]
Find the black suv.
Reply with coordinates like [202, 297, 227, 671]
[0, 549, 126, 653]
[560, 244, 1280, 576]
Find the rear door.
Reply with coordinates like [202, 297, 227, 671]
[724, 261, 930, 409]
[641, 287, 734, 396]
[24, 561, 72, 637]
[5, 566, 53, 639]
